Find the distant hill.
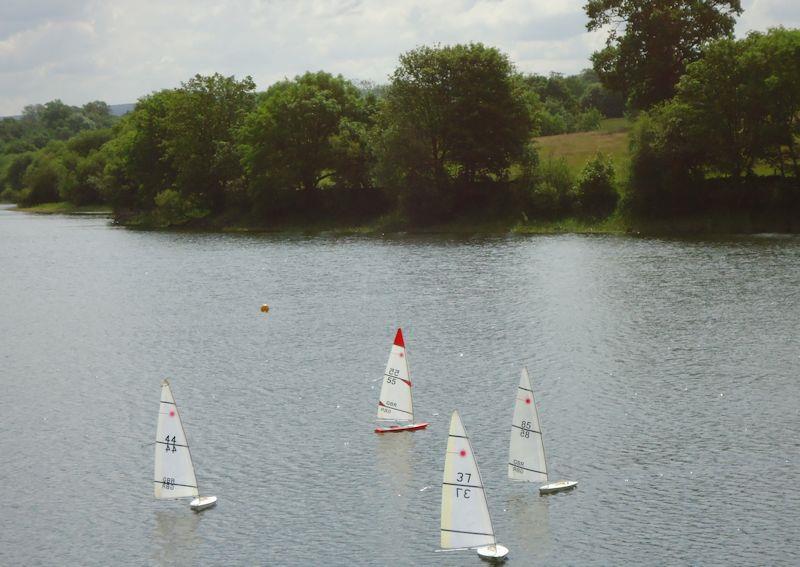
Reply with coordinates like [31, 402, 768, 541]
[109, 103, 135, 116]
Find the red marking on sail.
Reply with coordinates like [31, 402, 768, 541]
[401, 379, 412, 387]
[378, 401, 386, 407]
[393, 328, 405, 348]
[169, 409, 175, 417]
[459, 449, 467, 457]
[525, 398, 531, 405]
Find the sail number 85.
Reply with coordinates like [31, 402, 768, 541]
[519, 420, 533, 438]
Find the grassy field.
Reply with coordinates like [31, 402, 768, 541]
[535, 118, 631, 179]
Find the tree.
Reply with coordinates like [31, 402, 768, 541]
[162, 73, 256, 213]
[667, 28, 800, 179]
[585, 0, 743, 109]
[376, 43, 537, 223]
[20, 152, 64, 205]
[239, 71, 375, 218]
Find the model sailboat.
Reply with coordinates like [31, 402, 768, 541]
[154, 379, 217, 511]
[440, 410, 508, 561]
[374, 328, 429, 433]
[508, 367, 577, 495]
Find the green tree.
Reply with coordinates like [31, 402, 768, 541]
[377, 43, 537, 223]
[239, 71, 375, 218]
[585, 0, 743, 109]
[657, 28, 800, 179]
[162, 73, 256, 213]
[573, 152, 618, 216]
[20, 152, 65, 205]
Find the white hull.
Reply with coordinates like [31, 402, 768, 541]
[539, 480, 577, 495]
[477, 544, 509, 561]
[190, 495, 217, 511]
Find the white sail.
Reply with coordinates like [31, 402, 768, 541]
[154, 380, 199, 500]
[376, 328, 414, 422]
[508, 367, 548, 483]
[441, 410, 497, 550]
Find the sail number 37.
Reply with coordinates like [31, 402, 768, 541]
[455, 471, 472, 498]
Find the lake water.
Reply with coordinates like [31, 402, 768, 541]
[1, 205, 799, 566]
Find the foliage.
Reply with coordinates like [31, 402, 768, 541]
[580, 83, 625, 117]
[0, 100, 116, 154]
[525, 70, 623, 135]
[376, 43, 537, 224]
[586, 0, 743, 109]
[527, 156, 576, 218]
[162, 74, 256, 213]
[573, 153, 618, 216]
[239, 71, 377, 219]
[153, 189, 210, 226]
[20, 153, 64, 206]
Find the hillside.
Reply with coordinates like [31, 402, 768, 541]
[534, 118, 631, 178]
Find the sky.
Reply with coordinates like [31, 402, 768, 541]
[1, 0, 798, 116]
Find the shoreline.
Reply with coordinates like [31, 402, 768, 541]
[6, 203, 797, 236]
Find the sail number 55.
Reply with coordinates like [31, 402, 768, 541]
[386, 368, 400, 384]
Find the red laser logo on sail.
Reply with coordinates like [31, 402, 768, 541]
[525, 398, 531, 404]
[460, 449, 467, 457]
[169, 409, 175, 417]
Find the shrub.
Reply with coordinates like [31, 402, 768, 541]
[573, 153, 618, 217]
[153, 189, 209, 226]
[575, 108, 603, 132]
[527, 156, 575, 217]
[20, 155, 64, 206]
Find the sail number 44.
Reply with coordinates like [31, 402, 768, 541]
[165, 435, 178, 452]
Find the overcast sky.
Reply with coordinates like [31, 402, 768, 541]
[1, 0, 798, 116]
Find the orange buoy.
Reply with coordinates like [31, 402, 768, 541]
[260, 304, 270, 313]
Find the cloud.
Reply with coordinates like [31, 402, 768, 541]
[0, 0, 798, 115]
[738, 0, 800, 34]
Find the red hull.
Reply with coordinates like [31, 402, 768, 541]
[374, 422, 429, 433]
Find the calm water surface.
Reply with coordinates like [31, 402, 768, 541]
[1, 206, 799, 566]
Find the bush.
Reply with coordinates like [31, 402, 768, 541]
[527, 156, 575, 217]
[625, 111, 700, 216]
[573, 153, 618, 217]
[20, 155, 64, 206]
[575, 108, 603, 132]
[153, 189, 210, 226]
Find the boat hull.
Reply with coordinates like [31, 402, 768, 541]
[477, 544, 509, 561]
[374, 422, 429, 433]
[190, 495, 217, 511]
[539, 480, 578, 495]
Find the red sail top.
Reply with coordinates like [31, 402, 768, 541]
[393, 328, 405, 348]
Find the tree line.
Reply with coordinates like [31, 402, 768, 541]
[0, 45, 620, 227]
[1, 1, 798, 229]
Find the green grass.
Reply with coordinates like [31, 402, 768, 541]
[535, 118, 632, 179]
[16, 202, 112, 214]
